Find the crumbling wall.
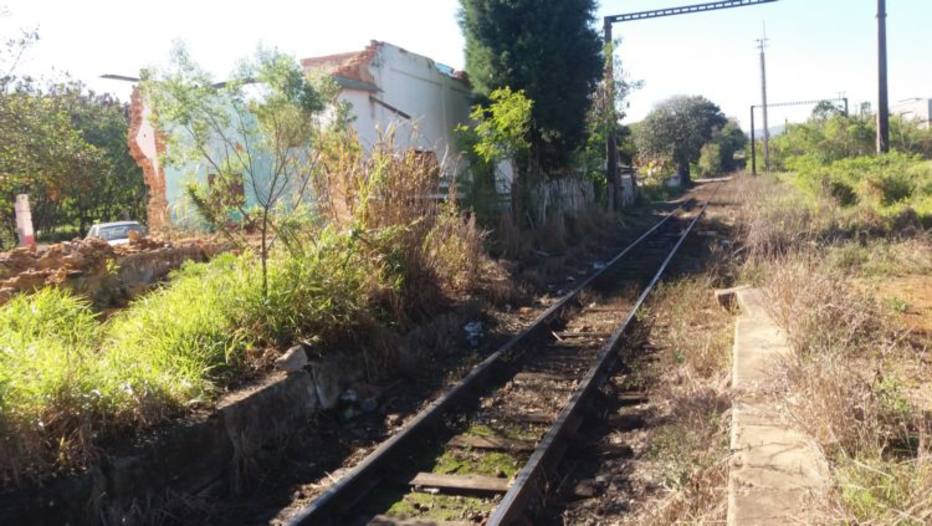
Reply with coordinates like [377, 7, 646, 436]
[0, 370, 323, 525]
[0, 237, 225, 308]
[128, 87, 169, 231]
[0, 351, 372, 525]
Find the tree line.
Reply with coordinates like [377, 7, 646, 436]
[0, 31, 146, 248]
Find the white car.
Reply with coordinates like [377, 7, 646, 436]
[85, 221, 147, 246]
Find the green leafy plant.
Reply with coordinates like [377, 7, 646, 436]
[457, 87, 533, 225]
[143, 44, 332, 297]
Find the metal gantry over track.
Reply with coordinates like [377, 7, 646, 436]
[602, 0, 778, 202]
[605, 0, 779, 25]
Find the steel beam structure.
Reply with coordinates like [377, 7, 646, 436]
[603, 0, 778, 199]
[605, 0, 778, 24]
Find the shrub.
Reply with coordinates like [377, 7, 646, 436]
[769, 113, 932, 171]
[697, 142, 723, 178]
[788, 153, 932, 225]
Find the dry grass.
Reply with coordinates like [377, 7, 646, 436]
[764, 256, 932, 524]
[312, 127, 494, 321]
[736, 172, 932, 524]
[627, 272, 736, 525]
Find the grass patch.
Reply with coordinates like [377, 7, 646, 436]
[0, 240, 377, 486]
[384, 491, 493, 522]
[432, 449, 522, 479]
[836, 457, 932, 525]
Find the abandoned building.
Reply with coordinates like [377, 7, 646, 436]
[129, 41, 489, 230]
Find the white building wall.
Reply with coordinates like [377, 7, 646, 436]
[340, 44, 475, 181]
[894, 98, 932, 129]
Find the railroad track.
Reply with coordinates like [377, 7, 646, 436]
[283, 190, 716, 526]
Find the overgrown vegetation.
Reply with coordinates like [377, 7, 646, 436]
[0, 67, 490, 487]
[735, 174, 931, 524]
[788, 152, 932, 224]
[766, 110, 932, 172]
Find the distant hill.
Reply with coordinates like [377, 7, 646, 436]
[748, 124, 787, 138]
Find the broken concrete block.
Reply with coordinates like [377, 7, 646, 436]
[310, 361, 344, 410]
[714, 285, 750, 311]
[275, 345, 309, 372]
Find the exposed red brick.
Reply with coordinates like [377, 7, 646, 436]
[128, 86, 169, 231]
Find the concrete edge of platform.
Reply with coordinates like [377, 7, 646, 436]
[726, 287, 830, 526]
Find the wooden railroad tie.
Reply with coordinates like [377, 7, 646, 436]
[408, 472, 511, 495]
[511, 371, 575, 390]
[447, 434, 536, 452]
[554, 330, 614, 339]
[368, 515, 474, 526]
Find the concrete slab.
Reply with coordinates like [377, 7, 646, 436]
[727, 288, 829, 526]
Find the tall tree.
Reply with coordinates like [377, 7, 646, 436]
[635, 95, 727, 184]
[582, 39, 641, 206]
[459, 0, 602, 170]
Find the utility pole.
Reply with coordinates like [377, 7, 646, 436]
[750, 106, 757, 175]
[757, 30, 770, 172]
[876, 0, 890, 153]
[604, 21, 619, 211]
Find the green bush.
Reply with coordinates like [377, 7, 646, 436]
[790, 153, 932, 222]
[769, 113, 932, 171]
[697, 142, 723, 178]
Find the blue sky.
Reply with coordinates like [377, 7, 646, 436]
[2, 0, 929, 130]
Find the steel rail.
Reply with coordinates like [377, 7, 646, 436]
[285, 204, 688, 525]
[487, 191, 717, 525]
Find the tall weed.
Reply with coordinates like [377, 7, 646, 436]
[0, 290, 100, 484]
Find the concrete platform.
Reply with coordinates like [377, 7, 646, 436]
[727, 288, 828, 526]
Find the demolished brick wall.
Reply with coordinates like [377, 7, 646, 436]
[128, 86, 169, 231]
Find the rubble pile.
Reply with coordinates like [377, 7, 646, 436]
[0, 236, 226, 307]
